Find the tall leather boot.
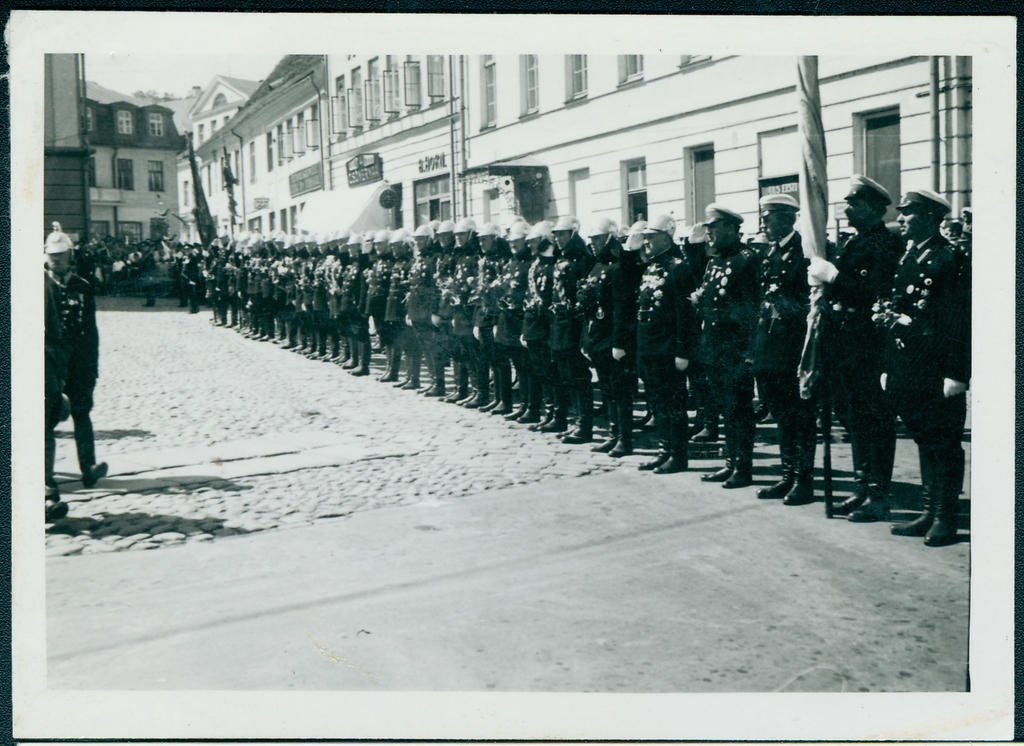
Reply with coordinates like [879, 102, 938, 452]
[563, 387, 594, 444]
[400, 351, 422, 390]
[703, 428, 735, 482]
[464, 366, 490, 409]
[847, 482, 888, 521]
[758, 435, 795, 500]
[723, 456, 753, 488]
[655, 412, 688, 474]
[891, 449, 937, 536]
[491, 362, 513, 415]
[423, 357, 447, 397]
[378, 346, 398, 382]
[540, 388, 570, 433]
[924, 450, 961, 547]
[639, 441, 671, 471]
[592, 409, 619, 453]
[833, 470, 868, 516]
[608, 400, 633, 458]
[783, 424, 815, 503]
[350, 341, 370, 376]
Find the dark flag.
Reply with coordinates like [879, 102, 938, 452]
[222, 146, 239, 234]
[187, 133, 217, 248]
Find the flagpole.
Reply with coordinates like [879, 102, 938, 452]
[795, 55, 834, 515]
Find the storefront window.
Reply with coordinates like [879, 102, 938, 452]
[414, 174, 452, 226]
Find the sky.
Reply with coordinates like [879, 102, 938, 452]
[83, 53, 282, 99]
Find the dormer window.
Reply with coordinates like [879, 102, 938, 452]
[213, 92, 228, 107]
[148, 112, 164, 136]
[117, 109, 133, 135]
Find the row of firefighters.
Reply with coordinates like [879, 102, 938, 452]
[190, 174, 971, 547]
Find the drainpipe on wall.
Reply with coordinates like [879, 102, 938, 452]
[448, 55, 458, 220]
[929, 56, 940, 193]
[459, 55, 468, 219]
[78, 53, 91, 241]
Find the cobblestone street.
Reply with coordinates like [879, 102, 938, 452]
[48, 297, 627, 555]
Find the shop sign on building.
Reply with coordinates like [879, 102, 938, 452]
[253, 197, 270, 210]
[758, 174, 800, 201]
[418, 152, 447, 174]
[290, 163, 324, 198]
[346, 152, 383, 187]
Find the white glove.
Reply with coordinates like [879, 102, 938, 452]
[473, 326, 481, 341]
[405, 315, 413, 327]
[492, 325, 498, 339]
[519, 334, 528, 348]
[808, 256, 839, 284]
[880, 372, 887, 391]
[675, 357, 689, 372]
[943, 378, 968, 398]
[431, 314, 441, 327]
[612, 347, 626, 361]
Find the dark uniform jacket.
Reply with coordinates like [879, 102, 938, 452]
[385, 254, 413, 323]
[549, 234, 595, 353]
[697, 242, 760, 368]
[364, 252, 392, 318]
[495, 249, 532, 347]
[577, 244, 618, 356]
[881, 234, 969, 393]
[753, 231, 810, 374]
[823, 222, 901, 365]
[610, 250, 643, 354]
[47, 269, 99, 385]
[522, 249, 555, 343]
[473, 240, 510, 329]
[446, 238, 481, 337]
[406, 243, 440, 323]
[636, 250, 700, 360]
[435, 247, 460, 322]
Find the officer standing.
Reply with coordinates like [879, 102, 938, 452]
[495, 222, 533, 419]
[472, 223, 511, 411]
[445, 219, 482, 404]
[407, 224, 442, 394]
[879, 189, 970, 546]
[430, 220, 459, 398]
[633, 215, 701, 473]
[608, 221, 647, 458]
[578, 218, 622, 451]
[549, 216, 596, 440]
[45, 227, 108, 520]
[520, 221, 556, 427]
[386, 229, 415, 386]
[697, 204, 760, 488]
[809, 175, 901, 519]
[752, 194, 816, 505]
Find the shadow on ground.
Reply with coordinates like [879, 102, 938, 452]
[53, 473, 254, 496]
[46, 511, 253, 540]
[56, 428, 156, 441]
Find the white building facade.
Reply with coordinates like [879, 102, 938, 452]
[179, 53, 971, 243]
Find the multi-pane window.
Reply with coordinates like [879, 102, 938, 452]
[295, 112, 306, 154]
[624, 159, 647, 224]
[269, 212, 275, 231]
[117, 222, 143, 242]
[148, 112, 164, 136]
[333, 75, 348, 135]
[183, 180, 190, 207]
[249, 141, 256, 182]
[566, 55, 588, 100]
[116, 158, 134, 190]
[278, 123, 290, 162]
[618, 55, 644, 84]
[427, 55, 445, 100]
[859, 108, 901, 221]
[414, 175, 452, 226]
[117, 110, 133, 134]
[266, 131, 274, 171]
[348, 68, 364, 129]
[383, 56, 401, 115]
[365, 58, 382, 123]
[198, 123, 205, 144]
[521, 55, 539, 115]
[404, 58, 421, 108]
[87, 156, 96, 187]
[211, 119, 218, 133]
[481, 55, 497, 128]
[147, 160, 165, 192]
[85, 107, 93, 132]
[686, 144, 716, 226]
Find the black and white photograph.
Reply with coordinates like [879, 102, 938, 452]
[10, 10, 1016, 741]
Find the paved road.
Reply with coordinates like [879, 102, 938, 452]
[44, 297, 972, 701]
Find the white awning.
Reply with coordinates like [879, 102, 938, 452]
[297, 182, 392, 236]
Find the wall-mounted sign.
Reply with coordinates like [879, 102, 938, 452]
[347, 152, 383, 187]
[758, 174, 800, 201]
[418, 152, 447, 174]
[253, 197, 270, 210]
[289, 163, 324, 198]
[379, 188, 399, 209]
